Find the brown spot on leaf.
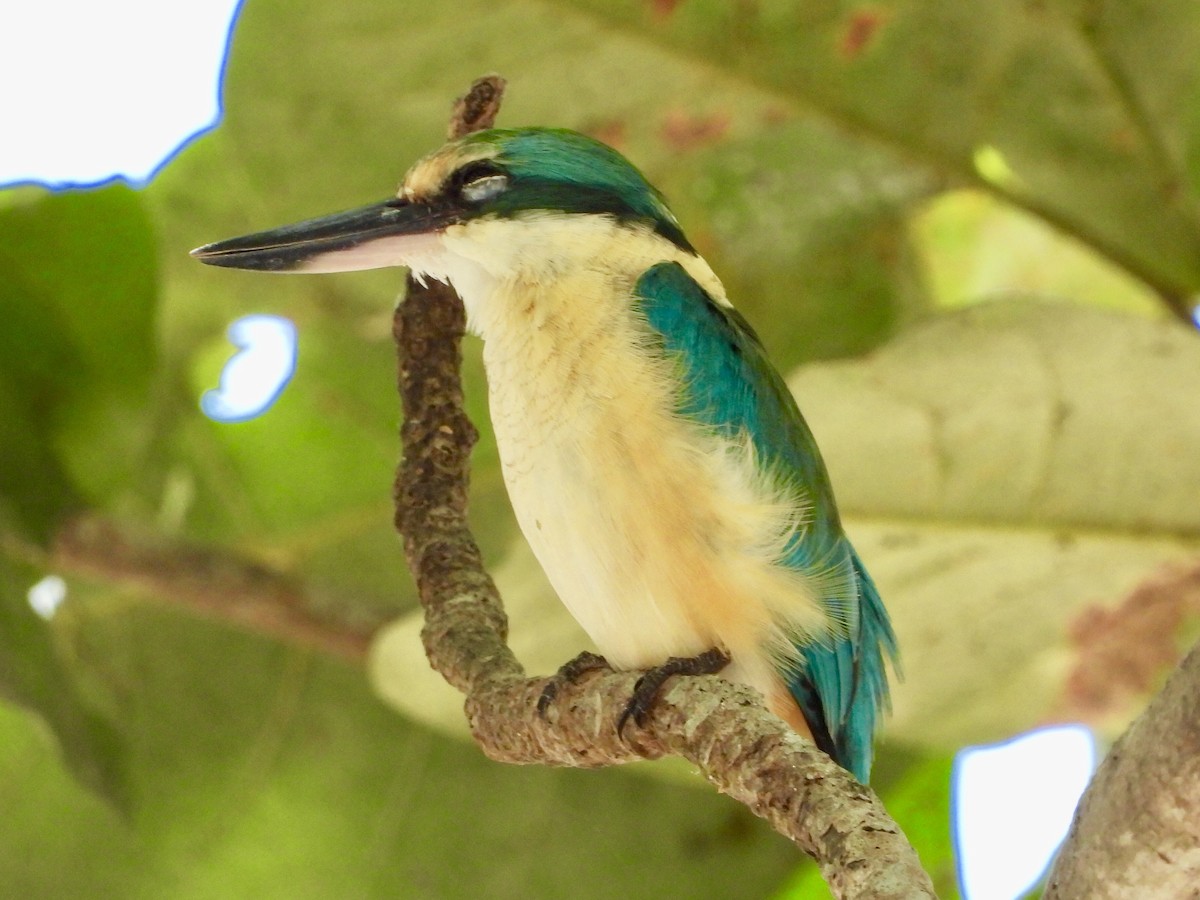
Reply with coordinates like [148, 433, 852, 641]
[586, 119, 628, 151]
[1056, 561, 1200, 722]
[1109, 125, 1137, 153]
[660, 109, 731, 153]
[839, 8, 890, 59]
[686, 227, 721, 261]
[649, 0, 683, 18]
[762, 106, 792, 126]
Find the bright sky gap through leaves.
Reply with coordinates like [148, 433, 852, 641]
[954, 725, 1097, 900]
[201, 315, 298, 422]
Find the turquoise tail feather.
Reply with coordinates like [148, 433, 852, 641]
[787, 547, 897, 782]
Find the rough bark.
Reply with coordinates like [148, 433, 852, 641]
[1044, 637, 1200, 899]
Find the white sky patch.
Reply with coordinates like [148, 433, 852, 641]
[202, 315, 298, 422]
[1, 0, 241, 187]
[954, 724, 1097, 900]
[27, 575, 68, 620]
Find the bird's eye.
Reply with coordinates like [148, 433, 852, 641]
[456, 164, 509, 203]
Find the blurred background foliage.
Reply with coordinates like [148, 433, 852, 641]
[3, 0, 1200, 897]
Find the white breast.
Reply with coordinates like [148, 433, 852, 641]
[425, 214, 833, 700]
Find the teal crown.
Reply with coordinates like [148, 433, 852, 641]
[460, 128, 692, 251]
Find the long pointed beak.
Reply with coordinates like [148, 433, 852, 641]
[190, 197, 461, 273]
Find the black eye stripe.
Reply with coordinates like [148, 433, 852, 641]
[450, 160, 506, 191]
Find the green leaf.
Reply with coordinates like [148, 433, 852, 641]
[913, 189, 1164, 317]
[0, 556, 127, 809]
[0, 379, 80, 544]
[667, 121, 934, 366]
[797, 302, 1200, 747]
[0, 185, 158, 539]
[564, 0, 1200, 317]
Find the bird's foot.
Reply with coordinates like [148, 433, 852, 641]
[618, 647, 731, 735]
[537, 651, 611, 716]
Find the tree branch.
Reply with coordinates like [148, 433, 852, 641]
[392, 75, 936, 900]
[53, 514, 371, 662]
[1044, 635, 1200, 899]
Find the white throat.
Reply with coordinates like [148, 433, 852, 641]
[404, 212, 728, 339]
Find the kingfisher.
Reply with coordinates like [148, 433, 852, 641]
[192, 127, 897, 781]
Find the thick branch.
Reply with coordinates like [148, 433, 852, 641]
[1044, 637, 1200, 899]
[391, 75, 935, 900]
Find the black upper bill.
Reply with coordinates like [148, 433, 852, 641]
[189, 197, 462, 272]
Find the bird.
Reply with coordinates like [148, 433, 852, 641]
[192, 127, 898, 782]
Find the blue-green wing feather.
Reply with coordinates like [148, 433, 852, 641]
[633, 261, 897, 781]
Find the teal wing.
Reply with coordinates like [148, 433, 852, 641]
[633, 261, 897, 781]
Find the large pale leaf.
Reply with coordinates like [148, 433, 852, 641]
[803, 302, 1200, 745]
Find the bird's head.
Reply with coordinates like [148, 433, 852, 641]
[192, 128, 693, 291]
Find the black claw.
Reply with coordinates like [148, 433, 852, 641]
[537, 651, 611, 716]
[617, 647, 731, 735]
